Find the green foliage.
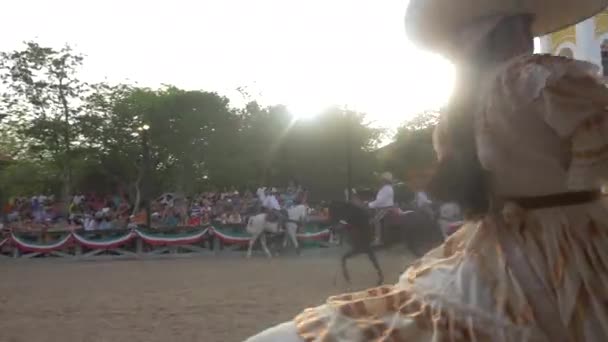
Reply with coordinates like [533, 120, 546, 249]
[0, 160, 62, 197]
[0, 41, 88, 199]
[0, 41, 435, 201]
[378, 110, 439, 180]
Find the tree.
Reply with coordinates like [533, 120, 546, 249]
[378, 110, 439, 184]
[235, 105, 382, 199]
[77, 82, 145, 209]
[0, 42, 87, 202]
[80, 86, 240, 197]
[0, 41, 386, 202]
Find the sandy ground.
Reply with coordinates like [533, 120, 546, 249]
[0, 249, 415, 342]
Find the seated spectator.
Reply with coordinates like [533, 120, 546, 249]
[98, 210, 115, 230]
[201, 211, 210, 225]
[187, 215, 201, 227]
[84, 214, 98, 231]
[131, 210, 147, 226]
[227, 211, 242, 224]
[218, 212, 228, 224]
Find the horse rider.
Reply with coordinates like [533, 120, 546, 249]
[414, 189, 434, 219]
[256, 186, 267, 202]
[368, 172, 395, 246]
[263, 188, 286, 226]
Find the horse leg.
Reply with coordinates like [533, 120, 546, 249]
[260, 233, 272, 258]
[366, 249, 384, 286]
[341, 249, 357, 285]
[247, 233, 259, 258]
[289, 225, 300, 255]
[282, 229, 289, 248]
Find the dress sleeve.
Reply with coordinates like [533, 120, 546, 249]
[522, 55, 608, 190]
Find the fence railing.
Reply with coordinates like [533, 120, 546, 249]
[0, 222, 332, 259]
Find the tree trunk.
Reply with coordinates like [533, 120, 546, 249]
[131, 168, 143, 216]
[59, 78, 72, 210]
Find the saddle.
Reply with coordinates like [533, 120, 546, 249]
[382, 208, 403, 226]
[265, 209, 287, 223]
[266, 211, 279, 222]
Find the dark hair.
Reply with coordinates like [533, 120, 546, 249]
[426, 15, 533, 217]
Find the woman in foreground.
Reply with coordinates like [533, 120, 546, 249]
[247, 0, 608, 340]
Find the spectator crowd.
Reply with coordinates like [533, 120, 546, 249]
[1, 184, 311, 232]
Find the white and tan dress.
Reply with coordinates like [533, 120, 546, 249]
[247, 54, 608, 342]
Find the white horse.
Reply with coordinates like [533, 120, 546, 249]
[246, 204, 308, 258]
[282, 204, 308, 252]
[246, 213, 280, 258]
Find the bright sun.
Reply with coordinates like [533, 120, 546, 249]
[0, 0, 458, 130]
[289, 106, 320, 120]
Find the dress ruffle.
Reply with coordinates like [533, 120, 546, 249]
[294, 201, 608, 341]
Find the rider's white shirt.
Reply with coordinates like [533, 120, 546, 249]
[263, 195, 281, 210]
[368, 185, 394, 209]
[439, 202, 461, 220]
[256, 188, 266, 202]
[415, 191, 432, 208]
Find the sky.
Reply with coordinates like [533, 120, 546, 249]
[0, 0, 456, 131]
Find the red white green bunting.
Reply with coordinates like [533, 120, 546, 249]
[72, 231, 136, 249]
[209, 226, 331, 244]
[6, 224, 331, 253]
[296, 229, 331, 241]
[11, 233, 73, 253]
[209, 227, 251, 245]
[135, 228, 209, 246]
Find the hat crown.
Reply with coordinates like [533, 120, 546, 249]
[405, 0, 608, 56]
[381, 172, 394, 181]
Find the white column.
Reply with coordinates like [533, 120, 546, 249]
[576, 18, 602, 66]
[538, 35, 552, 54]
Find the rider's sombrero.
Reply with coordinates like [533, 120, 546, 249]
[405, 0, 608, 54]
[381, 172, 394, 182]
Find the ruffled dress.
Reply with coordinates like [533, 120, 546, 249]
[291, 55, 608, 342]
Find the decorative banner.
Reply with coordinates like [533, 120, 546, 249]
[11, 233, 73, 253]
[210, 226, 332, 244]
[135, 228, 209, 246]
[296, 229, 331, 241]
[209, 227, 251, 245]
[72, 231, 136, 249]
[5, 223, 332, 254]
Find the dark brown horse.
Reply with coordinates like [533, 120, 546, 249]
[328, 200, 444, 286]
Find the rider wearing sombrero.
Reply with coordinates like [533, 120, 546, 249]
[247, 0, 608, 340]
[369, 172, 395, 246]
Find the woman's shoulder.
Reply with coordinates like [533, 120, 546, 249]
[491, 54, 600, 105]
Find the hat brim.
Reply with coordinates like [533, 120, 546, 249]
[406, 0, 608, 54]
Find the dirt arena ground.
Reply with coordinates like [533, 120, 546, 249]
[0, 250, 415, 342]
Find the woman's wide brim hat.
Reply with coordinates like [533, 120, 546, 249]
[405, 0, 608, 54]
